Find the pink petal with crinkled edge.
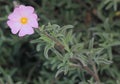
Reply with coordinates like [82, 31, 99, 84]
[8, 7, 21, 21]
[18, 25, 34, 37]
[19, 5, 34, 16]
[28, 13, 38, 28]
[7, 20, 22, 34]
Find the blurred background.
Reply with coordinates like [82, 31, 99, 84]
[0, 0, 120, 84]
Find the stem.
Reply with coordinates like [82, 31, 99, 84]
[92, 63, 100, 83]
[26, 61, 40, 83]
[39, 30, 100, 83]
[42, 32, 65, 52]
[89, 56, 100, 83]
[69, 57, 100, 84]
[83, 66, 98, 81]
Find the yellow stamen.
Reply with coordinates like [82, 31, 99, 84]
[20, 17, 28, 24]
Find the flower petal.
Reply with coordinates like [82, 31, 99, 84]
[28, 14, 38, 28]
[19, 5, 34, 16]
[8, 8, 21, 21]
[28, 13, 38, 19]
[7, 20, 22, 34]
[18, 25, 34, 37]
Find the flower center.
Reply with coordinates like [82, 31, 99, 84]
[20, 17, 28, 24]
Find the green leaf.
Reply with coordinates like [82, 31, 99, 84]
[44, 44, 54, 58]
[55, 68, 64, 78]
[60, 25, 74, 34]
[6, 75, 13, 84]
[16, 82, 23, 84]
[30, 38, 41, 44]
[88, 38, 94, 50]
[0, 78, 4, 84]
[40, 35, 53, 43]
[36, 44, 42, 52]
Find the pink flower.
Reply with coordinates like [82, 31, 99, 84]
[7, 5, 38, 37]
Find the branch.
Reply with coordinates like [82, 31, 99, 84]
[42, 32, 65, 53]
[69, 57, 100, 84]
